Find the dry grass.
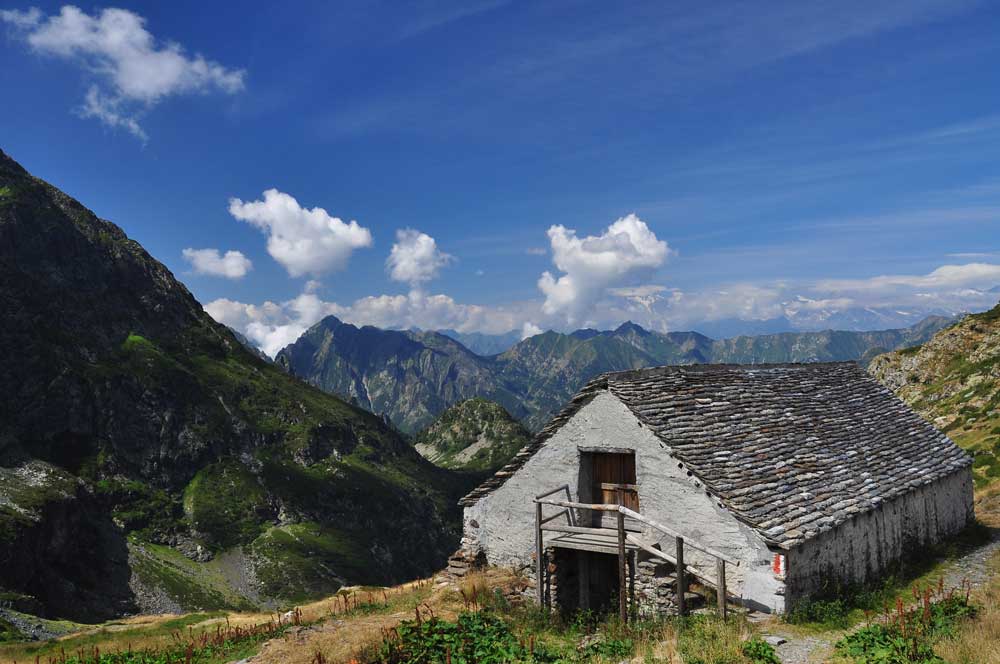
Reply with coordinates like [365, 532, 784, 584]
[0, 577, 438, 663]
[253, 568, 521, 664]
[934, 488, 1000, 664]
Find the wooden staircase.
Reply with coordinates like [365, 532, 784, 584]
[534, 485, 738, 621]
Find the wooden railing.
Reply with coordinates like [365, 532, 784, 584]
[534, 487, 738, 621]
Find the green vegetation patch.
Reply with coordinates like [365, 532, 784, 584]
[183, 460, 272, 550]
[249, 522, 372, 604]
[0, 615, 23, 644]
[413, 398, 530, 472]
[95, 478, 183, 539]
[834, 590, 976, 663]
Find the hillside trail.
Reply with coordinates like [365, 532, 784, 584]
[765, 513, 1000, 664]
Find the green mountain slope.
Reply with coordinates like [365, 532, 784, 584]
[413, 399, 531, 471]
[0, 149, 464, 621]
[869, 303, 1000, 488]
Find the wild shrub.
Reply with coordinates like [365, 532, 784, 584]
[834, 581, 977, 663]
[741, 637, 781, 664]
[373, 607, 557, 663]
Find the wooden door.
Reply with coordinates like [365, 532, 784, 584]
[592, 452, 639, 511]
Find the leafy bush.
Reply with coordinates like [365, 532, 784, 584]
[742, 637, 780, 664]
[785, 597, 852, 629]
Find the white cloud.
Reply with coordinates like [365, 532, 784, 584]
[816, 263, 1000, 293]
[1, 6, 244, 139]
[205, 287, 522, 358]
[79, 85, 147, 140]
[521, 322, 543, 339]
[538, 213, 671, 324]
[228, 189, 373, 278]
[588, 263, 1000, 333]
[0, 7, 40, 29]
[182, 247, 252, 279]
[386, 229, 453, 285]
[205, 258, 1000, 357]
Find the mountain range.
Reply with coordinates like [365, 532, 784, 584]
[0, 149, 466, 622]
[276, 314, 955, 433]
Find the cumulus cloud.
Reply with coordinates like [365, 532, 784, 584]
[182, 248, 252, 279]
[386, 229, 453, 285]
[1, 6, 245, 140]
[228, 189, 373, 278]
[538, 213, 671, 324]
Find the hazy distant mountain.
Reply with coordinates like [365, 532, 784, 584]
[277, 316, 954, 433]
[693, 317, 795, 339]
[437, 329, 522, 355]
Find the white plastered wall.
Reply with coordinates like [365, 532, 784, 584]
[463, 390, 787, 612]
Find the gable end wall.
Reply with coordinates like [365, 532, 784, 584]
[463, 390, 787, 612]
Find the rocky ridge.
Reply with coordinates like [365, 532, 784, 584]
[869, 302, 1000, 487]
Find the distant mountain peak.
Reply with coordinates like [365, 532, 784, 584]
[614, 320, 649, 336]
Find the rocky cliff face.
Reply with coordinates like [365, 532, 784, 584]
[413, 399, 530, 471]
[869, 304, 1000, 487]
[0, 149, 465, 620]
[275, 317, 528, 433]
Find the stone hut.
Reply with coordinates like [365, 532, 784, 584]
[458, 363, 974, 615]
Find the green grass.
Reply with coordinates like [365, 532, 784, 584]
[249, 522, 372, 604]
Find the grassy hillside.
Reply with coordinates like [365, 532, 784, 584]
[0, 148, 468, 621]
[869, 302, 1000, 488]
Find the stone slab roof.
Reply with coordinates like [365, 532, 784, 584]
[459, 362, 972, 550]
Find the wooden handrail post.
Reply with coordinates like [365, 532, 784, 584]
[628, 551, 636, 620]
[676, 536, 686, 617]
[716, 558, 727, 619]
[535, 501, 544, 609]
[617, 509, 627, 623]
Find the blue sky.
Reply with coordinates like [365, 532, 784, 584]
[2, 1, 1000, 354]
